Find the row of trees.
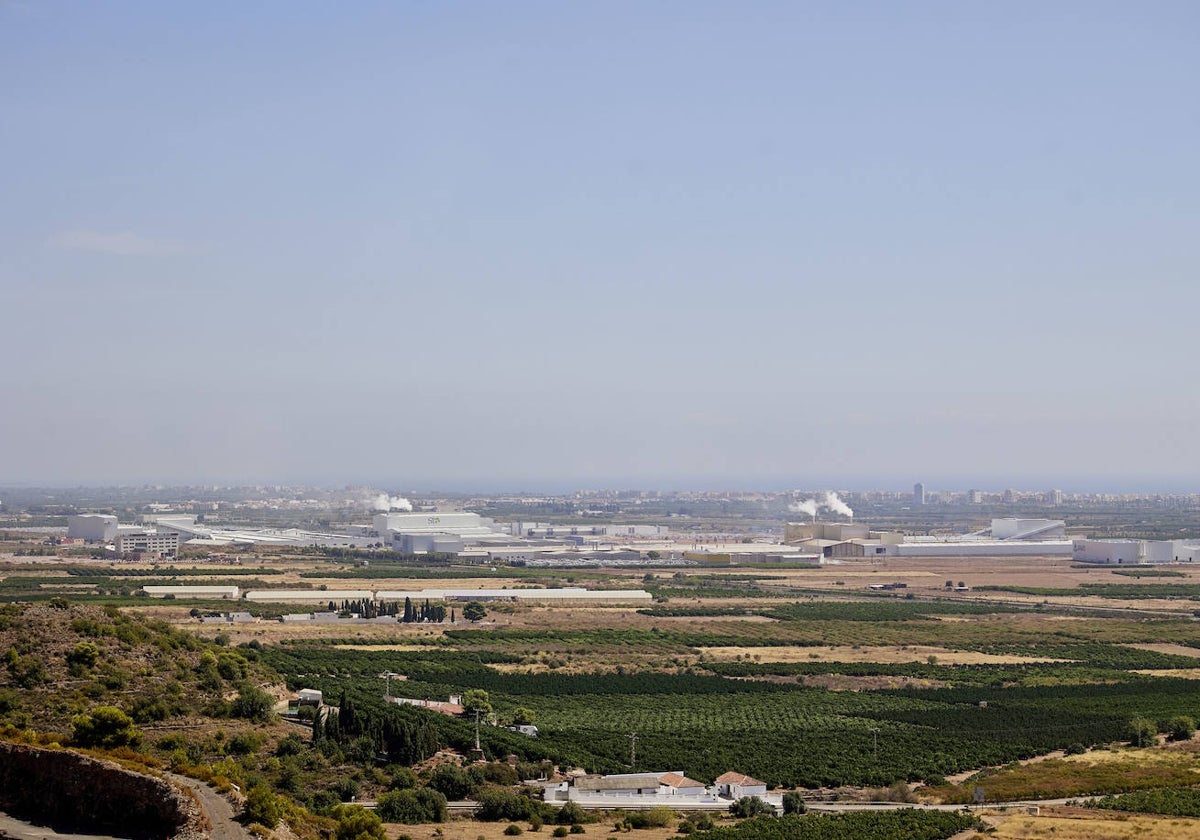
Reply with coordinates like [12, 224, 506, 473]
[326, 597, 486, 623]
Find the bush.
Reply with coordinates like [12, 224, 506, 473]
[555, 801, 587, 825]
[1168, 715, 1196, 742]
[275, 733, 305, 756]
[71, 706, 142, 749]
[553, 827, 569, 837]
[429, 763, 475, 800]
[1128, 716, 1159, 747]
[242, 786, 283, 829]
[729, 796, 776, 818]
[470, 761, 520, 787]
[332, 777, 360, 802]
[504, 825, 524, 836]
[781, 791, 807, 815]
[625, 807, 674, 829]
[330, 805, 386, 840]
[231, 685, 274, 722]
[228, 732, 263, 756]
[389, 767, 418, 790]
[67, 641, 100, 671]
[376, 788, 448, 824]
[474, 787, 550, 822]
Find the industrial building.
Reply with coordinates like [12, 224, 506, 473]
[505, 522, 671, 539]
[783, 518, 1073, 559]
[1073, 539, 1200, 565]
[241, 587, 653, 604]
[142, 585, 240, 599]
[976, 519, 1067, 540]
[113, 530, 179, 558]
[67, 514, 119, 542]
[373, 512, 506, 552]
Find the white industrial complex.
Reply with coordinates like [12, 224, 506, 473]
[63, 508, 1200, 570]
[782, 518, 1073, 559]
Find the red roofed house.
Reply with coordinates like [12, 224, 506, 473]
[714, 772, 767, 800]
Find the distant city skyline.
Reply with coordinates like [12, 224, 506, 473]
[3, 3, 1198, 489]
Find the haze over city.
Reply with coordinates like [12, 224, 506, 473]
[2, 3, 1198, 490]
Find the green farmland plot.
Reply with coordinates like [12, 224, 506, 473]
[264, 644, 1200, 789]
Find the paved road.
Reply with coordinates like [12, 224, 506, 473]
[165, 773, 253, 840]
[0, 811, 124, 840]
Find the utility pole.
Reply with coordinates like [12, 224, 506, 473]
[475, 710, 482, 752]
[628, 732, 638, 768]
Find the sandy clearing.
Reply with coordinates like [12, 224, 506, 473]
[696, 645, 1066, 665]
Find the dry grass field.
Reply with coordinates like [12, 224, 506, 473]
[694, 644, 1064, 665]
[987, 809, 1200, 840]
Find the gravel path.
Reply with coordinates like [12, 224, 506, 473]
[164, 774, 253, 840]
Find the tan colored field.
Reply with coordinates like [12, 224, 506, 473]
[988, 810, 1200, 840]
[1125, 643, 1200, 658]
[1136, 669, 1200, 679]
[695, 645, 1064, 665]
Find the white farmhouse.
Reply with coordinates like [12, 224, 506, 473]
[714, 772, 767, 800]
[569, 772, 708, 802]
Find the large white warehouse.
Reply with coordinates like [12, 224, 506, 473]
[142, 585, 240, 599]
[373, 511, 507, 553]
[242, 587, 652, 604]
[1073, 539, 1200, 565]
[67, 514, 119, 542]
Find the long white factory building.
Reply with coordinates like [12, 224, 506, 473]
[240, 587, 652, 604]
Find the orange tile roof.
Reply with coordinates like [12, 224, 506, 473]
[715, 772, 765, 786]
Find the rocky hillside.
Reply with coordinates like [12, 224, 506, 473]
[0, 600, 274, 733]
[0, 741, 205, 839]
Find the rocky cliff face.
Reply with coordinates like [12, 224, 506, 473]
[0, 742, 200, 840]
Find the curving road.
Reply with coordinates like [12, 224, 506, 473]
[164, 773, 253, 840]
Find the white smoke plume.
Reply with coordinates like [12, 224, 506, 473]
[790, 491, 854, 519]
[789, 499, 819, 518]
[822, 491, 854, 518]
[372, 494, 413, 512]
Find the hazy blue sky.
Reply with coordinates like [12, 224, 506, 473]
[2, 2, 1198, 491]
